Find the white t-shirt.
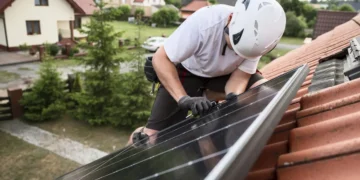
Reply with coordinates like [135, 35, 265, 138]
[164, 4, 260, 78]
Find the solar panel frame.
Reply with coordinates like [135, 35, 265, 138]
[206, 64, 309, 180]
[56, 64, 309, 180]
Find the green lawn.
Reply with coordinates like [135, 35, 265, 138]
[53, 58, 81, 67]
[0, 71, 20, 83]
[0, 131, 79, 180]
[24, 115, 132, 153]
[18, 67, 32, 71]
[279, 37, 304, 45]
[110, 21, 177, 44]
[258, 48, 291, 69]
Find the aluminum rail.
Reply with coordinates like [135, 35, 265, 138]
[205, 64, 310, 180]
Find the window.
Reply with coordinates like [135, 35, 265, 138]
[74, 17, 82, 29]
[35, 0, 48, 6]
[122, 0, 126, 4]
[26, 21, 41, 35]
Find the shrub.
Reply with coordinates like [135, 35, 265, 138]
[47, 44, 60, 56]
[69, 47, 80, 57]
[151, 8, 179, 27]
[61, 46, 67, 55]
[135, 8, 144, 19]
[118, 5, 131, 21]
[20, 54, 66, 121]
[284, 11, 307, 38]
[19, 43, 29, 51]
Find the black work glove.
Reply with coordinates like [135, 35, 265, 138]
[178, 95, 213, 116]
[225, 93, 238, 103]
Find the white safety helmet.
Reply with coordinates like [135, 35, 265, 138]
[228, 0, 286, 59]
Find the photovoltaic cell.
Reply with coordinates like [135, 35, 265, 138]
[57, 66, 307, 180]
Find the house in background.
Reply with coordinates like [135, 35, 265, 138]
[102, 0, 132, 7]
[131, 0, 166, 17]
[0, 0, 96, 51]
[313, 10, 358, 39]
[180, 0, 210, 20]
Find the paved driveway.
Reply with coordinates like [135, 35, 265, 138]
[0, 51, 39, 66]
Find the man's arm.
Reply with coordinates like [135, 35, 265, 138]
[225, 69, 251, 95]
[152, 46, 187, 102]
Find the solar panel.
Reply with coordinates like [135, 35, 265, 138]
[57, 65, 309, 180]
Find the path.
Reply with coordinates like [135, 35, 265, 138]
[0, 119, 108, 165]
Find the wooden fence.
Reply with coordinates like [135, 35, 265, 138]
[0, 96, 12, 121]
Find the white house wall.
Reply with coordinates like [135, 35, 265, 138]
[4, 0, 75, 47]
[0, 18, 7, 46]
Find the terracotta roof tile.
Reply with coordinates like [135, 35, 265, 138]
[290, 112, 360, 152]
[251, 141, 288, 171]
[252, 14, 360, 179]
[277, 152, 360, 180]
[247, 168, 275, 180]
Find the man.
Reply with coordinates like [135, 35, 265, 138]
[129, 0, 286, 146]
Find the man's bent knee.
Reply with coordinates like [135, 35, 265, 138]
[127, 126, 159, 147]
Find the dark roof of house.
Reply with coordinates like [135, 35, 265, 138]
[313, 10, 358, 39]
[246, 14, 360, 179]
[217, 0, 236, 6]
[338, 1, 360, 11]
[180, 0, 210, 12]
[0, 0, 95, 15]
[134, 0, 144, 3]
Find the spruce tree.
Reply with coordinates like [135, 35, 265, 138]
[75, 0, 125, 125]
[116, 16, 154, 128]
[21, 54, 66, 121]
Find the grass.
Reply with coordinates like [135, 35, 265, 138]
[0, 131, 79, 180]
[110, 21, 177, 44]
[258, 48, 292, 69]
[53, 58, 81, 67]
[18, 67, 32, 71]
[24, 115, 132, 153]
[279, 36, 304, 45]
[0, 71, 20, 83]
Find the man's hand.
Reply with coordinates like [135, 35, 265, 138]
[178, 96, 213, 116]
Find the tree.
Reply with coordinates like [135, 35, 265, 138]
[208, 0, 217, 4]
[151, 8, 179, 27]
[135, 8, 145, 19]
[302, 4, 317, 28]
[310, 0, 317, 3]
[284, 11, 307, 38]
[164, 0, 182, 8]
[338, 4, 356, 12]
[113, 17, 154, 128]
[75, 0, 126, 125]
[279, 0, 304, 16]
[21, 54, 66, 121]
[117, 5, 131, 21]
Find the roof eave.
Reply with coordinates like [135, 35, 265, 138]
[0, 0, 15, 14]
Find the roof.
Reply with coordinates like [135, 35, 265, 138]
[0, 0, 14, 13]
[313, 10, 358, 39]
[134, 0, 144, 2]
[72, 0, 97, 15]
[246, 14, 360, 179]
[152, 4, 180, 11]
[180, 0, 210, 12]
[0, 0, 96, 15]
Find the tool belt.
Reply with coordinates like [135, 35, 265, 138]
[144, 56, 159, 94]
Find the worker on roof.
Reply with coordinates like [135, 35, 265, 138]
[128, 0, 286, 146]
